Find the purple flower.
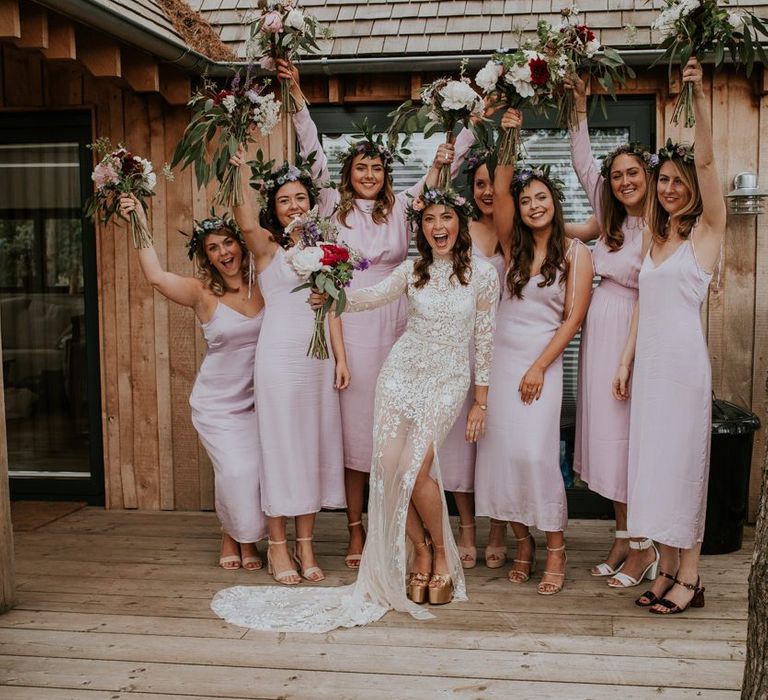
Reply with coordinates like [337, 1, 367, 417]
[648, 154, 660, 168]
[355, 258, 370, 271]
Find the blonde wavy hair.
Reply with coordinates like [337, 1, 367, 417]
[193, 228, 250, 296]
[647, 157, 702, 244]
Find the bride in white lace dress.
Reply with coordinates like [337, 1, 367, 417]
[211, 188, 499, 632]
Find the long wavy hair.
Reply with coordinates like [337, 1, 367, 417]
[601, 153, 649, 251]
[413, 205, 473, 289]
[507, 177, 569, 299]
[336, 154, 396, 228]
[194, 227, 250, 296]
[647, 158, 702, 244]
[259, 179, 316, 248]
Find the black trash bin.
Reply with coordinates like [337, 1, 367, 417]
[702, 399, 761, 555]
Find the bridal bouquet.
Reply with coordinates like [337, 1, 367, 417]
[389, 62, 484, 187]
[475, 47, 555, 164]
[535, 7, 633, 130]
[249, 0, 331, 114]
[171, 75, 281, 208]
[651, 0, 768, 126]
[285, 208, 369, 359]
[85, 137, 172, 249]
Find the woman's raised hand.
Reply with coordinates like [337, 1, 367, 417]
[229, 144, 247, 169]
[118, 193, 147, 227]
[563, 74, 587, 114]
[276, 58, 298, 84]
[432, 142, 456, 169]
[501, 108, 523, 131]
[682, 57, 703, 96]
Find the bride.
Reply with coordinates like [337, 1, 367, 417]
[211, 187, 499, 632]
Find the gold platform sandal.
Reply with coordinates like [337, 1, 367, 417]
[457, 522, 477, 569]
[428, 543, 454, 606]
[537, 544, 567, 596]
[407, 540, 431, 604]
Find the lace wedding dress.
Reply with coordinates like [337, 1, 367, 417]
[211, 256, 499, 632]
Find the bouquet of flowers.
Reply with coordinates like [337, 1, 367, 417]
[248, 0, 331, 115]
[285, 208, 369, 359]
[389, 61, 484, 188]
[85, 137, 171, 249]
[475, 46, 556, 165]
[171, 75, 281, 208]
[535, 6, 633, 130]
[651, 0, 768, 127]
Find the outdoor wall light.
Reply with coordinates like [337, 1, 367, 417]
[726, 172, 767, 215]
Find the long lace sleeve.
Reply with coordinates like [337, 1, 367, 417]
[569, 118, 604, 223]
[292, 106, 339, 217]
[473, 264, 499, 386]
[346, 260, 411, 312]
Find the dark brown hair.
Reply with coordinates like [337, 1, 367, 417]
[601, 153, 649, 252]
[259, 179, 316, 248]
[336, 154, 396, 228]
[194, 227, 250, 296]
[507, 177, 569, 299]
[413, 205, 472, 289]
[647, 158, 702, 244]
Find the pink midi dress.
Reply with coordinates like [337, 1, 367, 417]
[570, 119, 644, 503]
[292, 107, 475, 474]
[190, 303, 268, 543]
[627, 236, 713, 549]
[438, 245, 505, 492]
[475, 243, 585, 531]
[254, 247, 345, 517]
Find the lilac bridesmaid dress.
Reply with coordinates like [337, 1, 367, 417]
[475, 244, 586, 531]
[190, 303, 267, 543]
[254, 247, 345, 517]
[627, 237, 713, 548]
[292, 107, 475, 473]
[438, 245, 505, 492]
[570, 119, 644, 503]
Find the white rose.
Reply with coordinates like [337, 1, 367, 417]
[289, 246, 325, 279]
[728, 11, 743, 29]
[284, 8, 305, 30]
[505, 62, 534, 99]
[475, 60, 502, 93]
[222, 94, 237, 114]
[145, 171, 157, 191]
[439, 80, 482, 112]
[585, 38, 601, 58]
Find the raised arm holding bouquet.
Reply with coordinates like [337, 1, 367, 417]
[170, 75, 281, 208]
[85, 137, 171, 249]
[651, 0, 768, 127]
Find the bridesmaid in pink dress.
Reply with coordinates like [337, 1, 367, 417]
[117, 195, 267, 570]
[438, 150, 505, 570]
[567, 76, 656, 585]
[281, 60, 483, 567]
[613, 59, 725, 614]
[229, 148, 348, 586]
[475, 109, 593, 596]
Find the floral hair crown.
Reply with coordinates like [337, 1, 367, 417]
[651, 138, 695, 170]
[463, 144, 494, 176]
[337, 118, 409, 173]
[512, 164, 566, 201]
[600, 142, 654, 178]
[406, 187, 475, 227]
[184, 212, 243, 261]
[249, 149, 320, 210]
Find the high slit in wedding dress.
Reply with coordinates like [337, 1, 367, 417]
[211, 255, 499, 632]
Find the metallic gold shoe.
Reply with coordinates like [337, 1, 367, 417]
[407, 572, 430, 604]
[427, 573, 454, 605]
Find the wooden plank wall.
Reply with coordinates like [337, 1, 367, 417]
[1, 39, 766, 519]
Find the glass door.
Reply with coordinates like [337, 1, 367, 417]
[0, 111, 104, 503]
[310, 97, 655, 517]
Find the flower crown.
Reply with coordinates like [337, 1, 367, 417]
[600, 142, 654, 178]
[406, 187, 475, 226]
[184, 213, 243, 261]
[249, 150, 320, 210]
[651, 138, 695, 170]
[337, 118, 408, 173]
[463, 144, 494, 176]
[512, 164, 566, 201]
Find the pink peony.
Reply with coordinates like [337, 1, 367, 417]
[92, 160, 120, 189]
[259, 55, 276, 71]
[260, 11, 283, 34]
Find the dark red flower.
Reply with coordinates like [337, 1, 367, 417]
[319, 244, 350, 267]
[120, 153, 142, 176]
[529, 58, 550, 86]
[213, 89, 232, 105]
[575, 25, 595, 44]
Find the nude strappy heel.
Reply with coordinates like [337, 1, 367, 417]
[219, 533, 241, 570]
[484, 519, 507, 569]
[508, 534, 536, 584]
[241, 543, 263, 571]
[344, 520, 364, 570]
[267, 539, 300, 585]
[537, 544, 566, 596]
[457, 522, 477, 569]
[590, 529, 628, 576]
[293, 536, 325, 582]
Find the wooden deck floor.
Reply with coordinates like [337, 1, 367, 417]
[0, 506, 752, 699]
